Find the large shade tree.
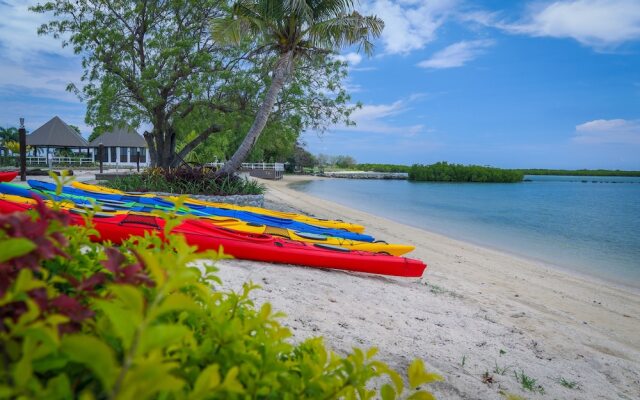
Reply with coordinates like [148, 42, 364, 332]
[213, 0, 383, 176]
[32, 0, 232, 168]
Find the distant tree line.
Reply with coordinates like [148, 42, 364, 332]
[516, 169, 640, 177]
[409, 162, 524, 183]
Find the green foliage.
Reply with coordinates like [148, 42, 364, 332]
[514, 370, 544, 394]
[409, 162, 524, 183]
[106, 167, 265, 196]
[0, 188, 441, 399]
[517, 168, 640, 177]
[285, 143, 317, 172]
[493, 362, 513, 375]
[557, 377, 580, 389]
[212, 0, 382, 175]
[32, 1, 361, 169]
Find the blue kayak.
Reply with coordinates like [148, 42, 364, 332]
[21, 181, 376, 242]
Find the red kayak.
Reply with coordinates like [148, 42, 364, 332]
[0, 199, 426, 277]
[0, 171, 18, 182]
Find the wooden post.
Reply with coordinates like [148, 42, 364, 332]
[136, 150, 140, 172]
[19, 118, 26, 181]
[98, 143, 104, 174]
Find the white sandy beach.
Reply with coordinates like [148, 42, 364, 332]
[214, 175, 640, 399]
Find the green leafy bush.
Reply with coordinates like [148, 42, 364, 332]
[0, 198, 441, 399]
[106, 166, 265, 195]
[409, 162, 523, 183]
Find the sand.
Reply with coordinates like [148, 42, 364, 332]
[214, 175, 640, 399]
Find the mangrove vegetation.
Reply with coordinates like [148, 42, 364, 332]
[409, 162, 524, 183]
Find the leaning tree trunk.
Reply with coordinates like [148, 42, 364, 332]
[217, 51, 294, 176]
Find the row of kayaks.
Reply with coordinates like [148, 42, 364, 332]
[0, 180, 427, 277]
[0, 171, 18, 182]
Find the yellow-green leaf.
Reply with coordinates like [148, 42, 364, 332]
[149, 292, 200, 320]
[0, 238, 36, 263]
[407, 391, 437, 400]
[109, 284, 144, 318]
[61, 334, 118, 390]
[137, 324, 191, 355]
[408, 359, 443, 388]
[190, 364, 221, 399]
[221, 367, 244, 394]
[95, 301, 138, 350]
[381, 384, 396, 400]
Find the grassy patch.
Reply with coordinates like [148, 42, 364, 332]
[557, 377, 580, 389]
[514, 370, 544, 394]
[493, 362, 513, 375]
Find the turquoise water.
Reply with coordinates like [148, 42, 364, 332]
[290, 176, 640, 287]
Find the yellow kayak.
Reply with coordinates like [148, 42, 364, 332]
[72, 181, 366, 233]
[0, 193, 413, 256]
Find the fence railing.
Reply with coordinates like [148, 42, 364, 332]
[205, 162, 285, 171]
[26, 156, 94, 165]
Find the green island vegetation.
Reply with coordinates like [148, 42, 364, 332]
[0, 193, 442, 399]
[308, 161, 640, 180]
[106, 167, 265, 196]
[409, 162, 524, 183]
[516, 169, 640, 177]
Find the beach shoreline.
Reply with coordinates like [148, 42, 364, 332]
[214, 174, 640, 399]
[284, 175, 640, 294]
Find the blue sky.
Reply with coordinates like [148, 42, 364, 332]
[1, 0, 639, 169]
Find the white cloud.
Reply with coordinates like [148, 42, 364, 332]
[417, 39, 494, 69]
[361, 0, 459, 54]
[0, 0, 74, 62]
[331, 96, 425, 135]
[574, 119, 640, 144]
[498, 0, 640, 49]
[0, 0, 85, 123]
[334, 52, 363, 66]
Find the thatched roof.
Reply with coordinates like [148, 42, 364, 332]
[89, 126, 147, 148]
[26, 116, 89, 147]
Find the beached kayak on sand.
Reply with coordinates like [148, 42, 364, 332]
[0, 198, 426, 277]
[0, 193, 414, 256]
[0, 171, 18, 182]
[71, 180, 366, 233]
[0, 182, 376, 242]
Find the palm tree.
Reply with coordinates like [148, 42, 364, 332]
[0, 127, 19, 157]
[213, 0, 383, 176]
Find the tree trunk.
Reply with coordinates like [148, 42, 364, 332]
[217, 51, 294, 176]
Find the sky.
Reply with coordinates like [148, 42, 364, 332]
[0, 0, 639, 169]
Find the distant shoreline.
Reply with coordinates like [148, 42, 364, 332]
[218, 174, 640, 399]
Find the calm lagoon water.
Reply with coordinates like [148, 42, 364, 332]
[290, 175, 640, 288]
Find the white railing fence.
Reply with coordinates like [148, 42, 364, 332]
[205, 162, 285, 171]
[26, 156, 94, 165]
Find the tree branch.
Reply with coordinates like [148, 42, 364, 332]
[174, 124, 223, 164]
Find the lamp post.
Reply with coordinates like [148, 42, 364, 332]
[19, 117, 26, 181]
[98, 143, 104, 174]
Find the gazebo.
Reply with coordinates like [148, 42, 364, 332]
[90, 126, 149, 167]
[26, 116, 89, 158]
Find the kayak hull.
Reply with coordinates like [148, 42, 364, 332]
[0, 171, 18, 182]
[0, 199, 426, 277]
[24, 181, 375, 242]
[72, 180, 366, 233]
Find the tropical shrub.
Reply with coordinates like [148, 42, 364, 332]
[409, 162, 523, 183]
[106, 166, 265, 195]
[0, 197, 442, 399]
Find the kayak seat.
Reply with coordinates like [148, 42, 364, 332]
[119, 214, 159, 228]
